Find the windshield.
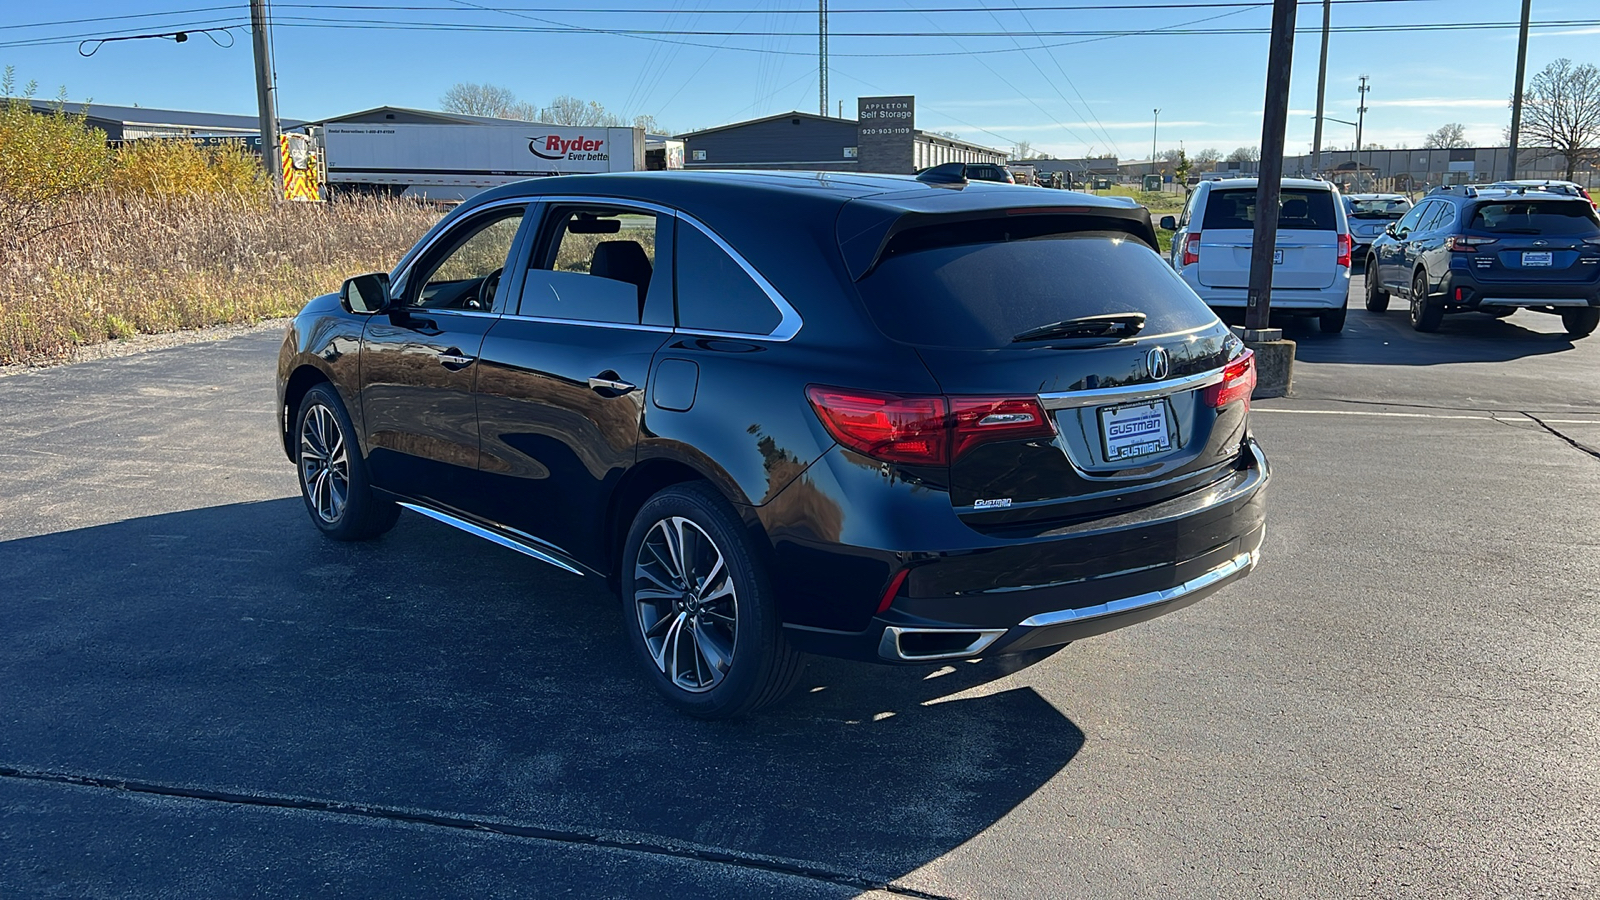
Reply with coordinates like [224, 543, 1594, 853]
[1347, 197, 1412, 219]
[856, 220, 1218, 349]
[1468, 200, 1600, 236]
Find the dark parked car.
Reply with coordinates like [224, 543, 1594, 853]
[916, 161, 1015, 184]
[276, 171, 1268, 718]
[1364, 184, 1600, 334]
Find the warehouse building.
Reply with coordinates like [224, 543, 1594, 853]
[19, 99, 300, 143]
[677, 108, 1005, 174]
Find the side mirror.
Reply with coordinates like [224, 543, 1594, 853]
[1158, 215, 1178, 231]
[1384, 223, 1398, 237]
[340, 272, 391, 314]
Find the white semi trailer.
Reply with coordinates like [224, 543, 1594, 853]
[319, 123, 682, 201]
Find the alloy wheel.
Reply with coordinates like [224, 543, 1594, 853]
[299, 403, 350, 524]
[633, 516, 738, 693]
[1411, 274, 1426, 324]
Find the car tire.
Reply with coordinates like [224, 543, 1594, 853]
[1364, 262, 1389, 312]
[621, 482, 806, 719]
[295, 383, 400, 541]
[1319, 303, 1348, 333]
[1561, 307, 1600, 339]
[1409, 270, 1443, 333]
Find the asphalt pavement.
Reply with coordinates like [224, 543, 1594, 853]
[2, 279, 1597, 898]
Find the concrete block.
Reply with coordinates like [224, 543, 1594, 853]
[1246, 338, 1295, 398]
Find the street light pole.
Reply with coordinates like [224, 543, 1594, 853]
[1354, 75, 1369, 191]
[1151, 108, 1160, 176]
[1311, 0, 1331, 176]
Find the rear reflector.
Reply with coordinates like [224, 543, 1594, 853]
[806, 387, 1056, 467]
[876, 567, 911, 614]
[1201, 350, 1256, 409]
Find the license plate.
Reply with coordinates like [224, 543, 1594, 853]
[1522, 251, 1553, 267]
[1100, 401, 1173, 462]
[1273, 249, 1284, 265]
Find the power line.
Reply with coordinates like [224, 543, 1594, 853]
[6, 14, 1596, 54]
[0, 0, 1472, 31]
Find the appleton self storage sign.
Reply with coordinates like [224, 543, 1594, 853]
[322, 124, 648, 200]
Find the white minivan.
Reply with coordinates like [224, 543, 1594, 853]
[1160, 178, 1353, 332]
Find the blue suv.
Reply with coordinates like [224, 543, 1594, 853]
[1364, 185, 1600, 335]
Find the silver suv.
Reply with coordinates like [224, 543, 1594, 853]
[1161, 178, 1353, 332]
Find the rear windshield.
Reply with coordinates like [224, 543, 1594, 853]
[1202, 188, 1338, 230]
[1347, 197, 1411, 219]
[1468, 200, 1600, 236]
[856, 217, 1218, 349]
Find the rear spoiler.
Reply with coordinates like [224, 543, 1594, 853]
[837, 195, 1160, 281]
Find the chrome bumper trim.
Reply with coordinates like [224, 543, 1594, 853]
[1017, 549, 1257, 629]
[1477, 297, 1593, 308]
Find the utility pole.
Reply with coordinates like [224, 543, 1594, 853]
[818, 0, 828, 117]
[1244, 0, 1298, 334]
[1506, 0, 1531, 180]
[250, 0, 281, 202]
[1151, 108, 1160, 176]
[1311, 0, 1331, 176]
[1354, 75, 1369, 191]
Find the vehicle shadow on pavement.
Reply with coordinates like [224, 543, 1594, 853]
[0, 498, 1085, 886]
[1283, 307, 1578, 366]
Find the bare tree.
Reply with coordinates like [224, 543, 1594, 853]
[1159, 147, 1184, 164]
[1515, 57, 1600, 181]
[1193, 147, 1222, 167]
[1012, 139, 1033, 160]
[540, 96, 625, 127]
[440, 83, 538, 120]
[1423, 123, 1469, 149]
[1227, 146, 1260, 163]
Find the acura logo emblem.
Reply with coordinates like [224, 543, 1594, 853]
[1147, 347, 1170, 380]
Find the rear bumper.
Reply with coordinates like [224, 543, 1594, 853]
[1178, 271, 1351, 310]
[775, 439, 1270, 664]
[1440, 270, 1600, 309]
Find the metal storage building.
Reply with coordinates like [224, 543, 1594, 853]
[677, 111, 1005, 174]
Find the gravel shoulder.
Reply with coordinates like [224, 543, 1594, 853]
[0, 318, 291, 380]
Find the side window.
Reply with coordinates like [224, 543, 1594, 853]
[1426, 202, 1456, 233]
[412, 206, 526, 310]
[1395, 201, 1430, 235]
[1178, 189, 1199, 228]
[675, 222, 782, 336]
[519, 206, 664, 325]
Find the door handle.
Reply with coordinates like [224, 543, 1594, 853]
[439, 350, 475, 367]
[588, 375, 637, 394]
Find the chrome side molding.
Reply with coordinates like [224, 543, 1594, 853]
[1017, 550, 1256, 628]
[398, 502, 585, 576]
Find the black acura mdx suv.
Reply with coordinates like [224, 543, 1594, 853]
[1365, 184, 1600, 335]
[277, 171, 1268, 718]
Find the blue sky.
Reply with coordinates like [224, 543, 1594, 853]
[4, 1, 1598, 158]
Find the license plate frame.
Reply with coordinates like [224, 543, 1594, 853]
[1522, 251, 1554, 267]
[1099, 400, 1174, 463]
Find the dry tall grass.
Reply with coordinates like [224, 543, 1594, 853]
[0, 194, 442, 365]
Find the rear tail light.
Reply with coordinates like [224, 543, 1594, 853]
[1336, 233, 1352, 268]
[1182, 233, 1201, 267]
[806, 387, 1056, 467]
[1446, 235, 1498, 252]
[1202, 350, 1256, 410]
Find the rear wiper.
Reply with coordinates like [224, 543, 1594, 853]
[1012, 313, 1146, 343]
